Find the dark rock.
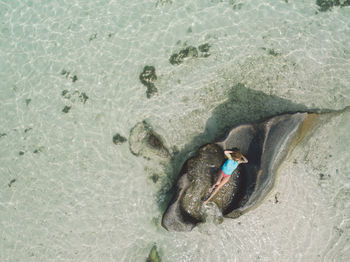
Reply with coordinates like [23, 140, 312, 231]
[19, 151, 24, 156]
[139, 66, 158, 98]
[62, 106, 71, 113]
[129, 121, 170, 159]
[72, 75, 78, 83]
[169, 46, 198, 65]
[0, 133, 6, 138]
[146, 245, 161, 262]
[24, 128, 32, 133]
[25, 99, 31, 106]
[316, 0, 350, 12]
[162, 110, 344, 231]
[112, 133, 127, 145]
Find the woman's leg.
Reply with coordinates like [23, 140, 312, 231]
[203, 176, 230, 205]
[209, 171, 224, 192]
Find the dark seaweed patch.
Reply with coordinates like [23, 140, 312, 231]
[8, 179, 16, 187]
[169, 43, 211, 64]
[316, 0, 350, 12]
[25, 99, 31, 106]
[60, 69, 78, 83]
[89, 33, 97, 41]
[0, 133, 6, 138]
[198, 43, 211, 57]
[169, 46, 198, 65]
[79, 92, 89, 104]
[149, 174, 160, 183]
[139, 66, 158, 98]
[19, 151, 24, 156]
[62, 90, 69, 98]
[24, 128, 32, 133]
[268, 49, 281, 57]
[33, 147, 44, 154]
[62, 106, 71, 113]
[146, 85, 158, 99]
[113, 133, 127, 145]
[229, 0, 244, 10]
[319, 173, 331, 180]
[274, 192, 280, 203]
[62, 90, 88, 104]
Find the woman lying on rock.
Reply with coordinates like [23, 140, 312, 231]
[203, 149, 248, 205]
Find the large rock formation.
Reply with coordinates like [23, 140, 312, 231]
[162, 110, 345, 231]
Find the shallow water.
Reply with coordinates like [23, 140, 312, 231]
[0, 0, 350, 261]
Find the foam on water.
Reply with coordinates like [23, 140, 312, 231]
[1, 0, 350, 261]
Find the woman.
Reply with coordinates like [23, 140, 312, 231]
[203, 149, 248, 205]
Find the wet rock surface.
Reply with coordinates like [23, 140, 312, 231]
[139, 66, 158, 98]
[162, 110, 340, 231]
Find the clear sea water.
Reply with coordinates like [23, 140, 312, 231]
[1, 0, 350, 261]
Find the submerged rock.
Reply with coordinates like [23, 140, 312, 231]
[139, 66, 158, 98]
[129, 121, 170, 159]
[162, 110, 344, 231]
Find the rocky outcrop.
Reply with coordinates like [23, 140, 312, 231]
[129, 121, 170, 160]
[162, 110, 345, 231]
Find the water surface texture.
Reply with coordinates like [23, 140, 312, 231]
[1, 0, 350, 261]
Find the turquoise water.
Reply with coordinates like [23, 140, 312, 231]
[1, 0, 350, 261]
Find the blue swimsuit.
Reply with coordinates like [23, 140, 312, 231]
[221, 159, 239, 176]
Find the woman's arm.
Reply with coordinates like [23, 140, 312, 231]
[224, 150, 233, 159]
[239, 155, 248, 164]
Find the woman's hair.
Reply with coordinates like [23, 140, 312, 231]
[230, 148, 243, 160]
